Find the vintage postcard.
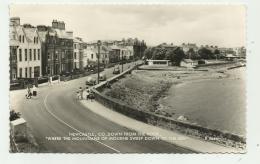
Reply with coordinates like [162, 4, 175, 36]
[8, 4, 247, 154]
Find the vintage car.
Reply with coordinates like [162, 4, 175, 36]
[99, 73, 107, 81]
[113, 67, 120, 74]
[85, 77, 96, 86]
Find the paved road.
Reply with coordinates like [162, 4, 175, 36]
[10, 62, 194, 153]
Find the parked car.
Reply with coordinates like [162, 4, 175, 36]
[113, 67, 120, 74]
[99, 73, 106, 81]
[86, 77, 96, 86]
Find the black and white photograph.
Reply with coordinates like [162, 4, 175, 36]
[8, 4, 247, 154]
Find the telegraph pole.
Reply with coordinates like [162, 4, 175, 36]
[121, 52, 124, 72]
[97, 40, 101, 84]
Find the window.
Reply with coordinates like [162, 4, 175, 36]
[47, 66, 51, 74]
[61, 51, 65, 59]
[25, 49, 27, 61]
[38, 49, 40, 60]
[29, 67, 32, 78]
[74, 44, 76, 49]
[34, 49, 36, 60]
[91, 54, 93, 59]
[19, 68, 22, 78]
[47, 52, 50, 60]
[25, 67, 28, 78]
[19, 35, 21, 42]
[34, 66, 40, 77]
[74, 52, 77, 59]
[33, 37, 35, 43]
[29, 49, 32, 61]
[18, 49, 22, 61]
[22, 36, 24, 43]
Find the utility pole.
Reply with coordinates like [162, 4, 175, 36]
[97, 40, 101, 84]
[121, 51, 124, 72]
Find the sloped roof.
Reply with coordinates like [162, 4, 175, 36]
[73, 37, 84, 43]
[23, 27, 37, 43]
[38, 31, 47, 42]
[182, 59, 195, 63]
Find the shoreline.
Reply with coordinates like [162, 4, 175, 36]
[100, 65, 246, 149]
[157, 66, 246, 136]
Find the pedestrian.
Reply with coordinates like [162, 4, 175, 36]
[50, 76, 53, 86]
[79, 87, 83, 100]
[26, 85, 32, 99]
[86, 89, 90, 100]
[48, 76, 51, 86]
[32, 85, 37, 97]
[58, 75, 60, 83]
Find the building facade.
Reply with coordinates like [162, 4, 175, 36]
[38, 20, 74, 76]
[73, 37, 84, 70]
[10, 17, 42, 80]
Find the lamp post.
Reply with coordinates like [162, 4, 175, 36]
[121, 51, 124, 72]
[97, 40, 101, 84]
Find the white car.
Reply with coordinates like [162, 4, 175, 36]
[86, 77, 96, 86]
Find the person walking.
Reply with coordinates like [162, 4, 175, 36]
[79, 87, 83, 100]
[86, 89, 90, 100]
[26, 85, 32, 99]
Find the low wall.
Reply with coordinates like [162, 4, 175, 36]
[93, 89, 245, 144]
[196, 61, 237, 68]
[92, 64, 246, 148]
[10, 118, 39, 153]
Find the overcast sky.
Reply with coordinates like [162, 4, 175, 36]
[10, 5, 246, 47]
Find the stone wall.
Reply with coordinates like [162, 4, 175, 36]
[92, 64, 246, 148]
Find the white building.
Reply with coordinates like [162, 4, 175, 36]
[10, 17, 42, 79]
[73, 37, 84, 70]
[147, 60, 170, 66]
[124, 46, 134, 60]
[82, 44, 110, 67]
[180, 59, 196, 68]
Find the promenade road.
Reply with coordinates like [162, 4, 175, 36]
[10, 62, 194, 153]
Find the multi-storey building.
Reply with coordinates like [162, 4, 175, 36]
[73, 37, 84, 70]
[82, 43, 110, 67]
[10, 17, 42, 80]
[38, 20, 74, 76]
[9, 18, 20, 81]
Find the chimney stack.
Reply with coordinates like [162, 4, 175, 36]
[10, 17, 20, 26]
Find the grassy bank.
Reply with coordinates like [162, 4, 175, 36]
[101, 64, 246, 149]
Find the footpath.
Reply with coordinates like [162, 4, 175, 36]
[80, 99, 245, 153]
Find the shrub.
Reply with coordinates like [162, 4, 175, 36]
[10, 110, 21, 121]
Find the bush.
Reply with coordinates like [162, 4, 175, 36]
[10, 110, 21, 121]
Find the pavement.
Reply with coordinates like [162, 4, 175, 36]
[9, 61, 195, 153]
[80, 100, 245, 153]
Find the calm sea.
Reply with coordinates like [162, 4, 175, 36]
[161, 67, 246, 136]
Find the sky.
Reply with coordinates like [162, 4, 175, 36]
[10, 5, 246, 47]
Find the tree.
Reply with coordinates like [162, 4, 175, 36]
[198, 47, 213, 59]
[172, 47, 186, 66]
[186, 48, 196, 59]
[10, 110, 21, 121]
[133, 39, 147, 59]
[144, 47, 153, 59]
